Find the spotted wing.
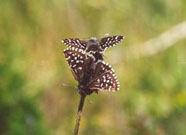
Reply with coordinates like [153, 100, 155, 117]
[63, 47, 88, 82]
[88, 61, 120, 91]
[62, 38, 87, 50]
[99, 35, 124, 50]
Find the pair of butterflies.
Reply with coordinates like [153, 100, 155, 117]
[62, 35, 124, 95]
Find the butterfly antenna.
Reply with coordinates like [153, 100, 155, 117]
[82, 91, 93, 104]
[61, 83, 77, 89]
[87, 97, 93, 104]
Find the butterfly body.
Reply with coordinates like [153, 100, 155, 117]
[64, 47, 120, 95]
[77, 57, 96, 95]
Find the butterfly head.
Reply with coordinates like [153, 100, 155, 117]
[86, 37, 102, 52]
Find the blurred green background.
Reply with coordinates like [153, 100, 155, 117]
[0, 0, 186, 135]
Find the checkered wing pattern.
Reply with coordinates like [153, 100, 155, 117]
[89, 61, 120, 91]
[100, 35, 124, 50]
[63, 47, 87, 81]
[62, 38, 87, 50]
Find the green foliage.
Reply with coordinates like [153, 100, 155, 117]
[0, 44, 48, 134]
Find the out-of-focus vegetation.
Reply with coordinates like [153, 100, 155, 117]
[0, 0, 186, 135]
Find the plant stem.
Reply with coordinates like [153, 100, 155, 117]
[74, 94, 86, 135]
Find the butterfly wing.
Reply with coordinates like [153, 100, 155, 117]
[88, 61, 120, 91]
[64, 47, 91, 82]
[62, 38, 87, 50]
[99, 35, 124, 50]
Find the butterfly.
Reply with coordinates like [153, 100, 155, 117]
[62, 35, 124, 62]
[64, 47, 120, 95]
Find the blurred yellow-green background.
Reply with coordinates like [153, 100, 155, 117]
[0, 0, 186, 135]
